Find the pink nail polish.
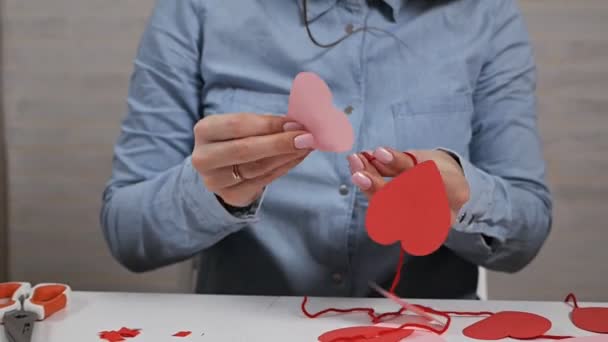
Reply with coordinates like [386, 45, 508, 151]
[352, 172, 372, 190]
[294, 133, 315, 149]
[347, 154, 364, 173]
[283, 122, 306, 132]
[374, 147, 394, 164]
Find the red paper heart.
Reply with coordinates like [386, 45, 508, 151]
[462, 311, 552, 340]
[571, 307, 608, 334]
[406, 331, 447, 342]
[365, 160, 451, 256]
[318, 326, 414, 342]
[287, 72, 354, 152]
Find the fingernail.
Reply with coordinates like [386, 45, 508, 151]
[294, 133, 315, 149]
[352, 172, 372, 190]
[374, 147, 394, 164]
[347, 154, 364, 172]
[283, 122, 306, 131]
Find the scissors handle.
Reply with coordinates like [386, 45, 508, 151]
[0, 283, 32, 323]
[22, 283, 71, 321]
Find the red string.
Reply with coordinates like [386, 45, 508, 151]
[564, 293, 579, 309]
[302, 150, 571, 340]
[388, 249, 405, 293]
[526, 335, 574, 340]
[402, 151, 418, 165]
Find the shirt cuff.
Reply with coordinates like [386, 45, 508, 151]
[180, 157, 264, 232]
[436, 148, 506, 243]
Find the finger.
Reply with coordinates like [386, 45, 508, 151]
[220, 155, 307, 206]
[370, 147, 418, 177]
[203, 150, 310, 189]
[357, 152, 383, 177]
[193, 131, 314, 171]
[194, 113, 305, 142]
[351, 170, 386, 197]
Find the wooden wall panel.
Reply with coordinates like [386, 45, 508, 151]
[1, 0, 192, 292]
[0, 0, 8, 282]
[487, 0, 608, 301]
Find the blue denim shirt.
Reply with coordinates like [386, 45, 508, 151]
[101, 0, 551, 298]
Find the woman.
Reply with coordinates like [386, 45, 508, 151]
[101, 0, 551, 299]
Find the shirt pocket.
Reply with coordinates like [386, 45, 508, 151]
[210, 88, 289, 116]
[391, 93, 473, 156]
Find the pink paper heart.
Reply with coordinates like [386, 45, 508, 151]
[287, 72, 354, 152]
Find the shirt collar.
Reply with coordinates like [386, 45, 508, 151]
[383, 0, 407, 20]
[300, 0, 407, 23]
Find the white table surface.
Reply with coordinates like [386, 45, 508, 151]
[1, 291, 605, 341]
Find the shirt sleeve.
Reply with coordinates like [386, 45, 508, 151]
[100, 0, 262, 273]
[442, 0, 552, 273]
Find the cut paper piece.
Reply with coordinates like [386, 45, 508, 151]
[564, 337, 608, 341]
[99, 327, 140, 341]
[462, 311, 552, 340]
[365, 160, 451, 256]
[566, 293, 608, 334]
[287, 72, 354, 152]
[172, 331, 192, 337]
[99, 331, 126, 342]
[318, 326, 414, 342]
[117, 327, 141, 338]
[405, 331, 447, 342]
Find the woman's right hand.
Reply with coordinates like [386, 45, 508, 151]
[192, 113, 314, 207]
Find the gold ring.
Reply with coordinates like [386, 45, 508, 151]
[232, 164, 242, 181]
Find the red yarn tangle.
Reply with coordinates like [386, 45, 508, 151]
[301, 150, 573, 341]
[301, 249, 453, 340]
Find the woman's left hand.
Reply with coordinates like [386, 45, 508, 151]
[347, 147, 471, 225]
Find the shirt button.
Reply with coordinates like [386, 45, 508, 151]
[344, 105, 354, 115]
[339, 184, 349, 196]
[332, 272, 344, 284]
[345, 23, 355, 34]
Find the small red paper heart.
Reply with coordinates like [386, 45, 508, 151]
[365, 161, 451, 256]
[571, 307, 608, 334]
[172, 331, 192, 337]
[462, 311, 552, 340]
[318, 326, 414, 342]
[287, 72, 354, 152]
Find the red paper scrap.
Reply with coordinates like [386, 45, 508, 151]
[566, 293, 608, 334]
[99, 331, 126, 342]
[365, 160, 451, 256]
[99, 327, 140, 341]
[318, 326, 414, 342]
[462, 311, 552, 340]
[172, 331, 192, 337]
[118, 327, 141, 338]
